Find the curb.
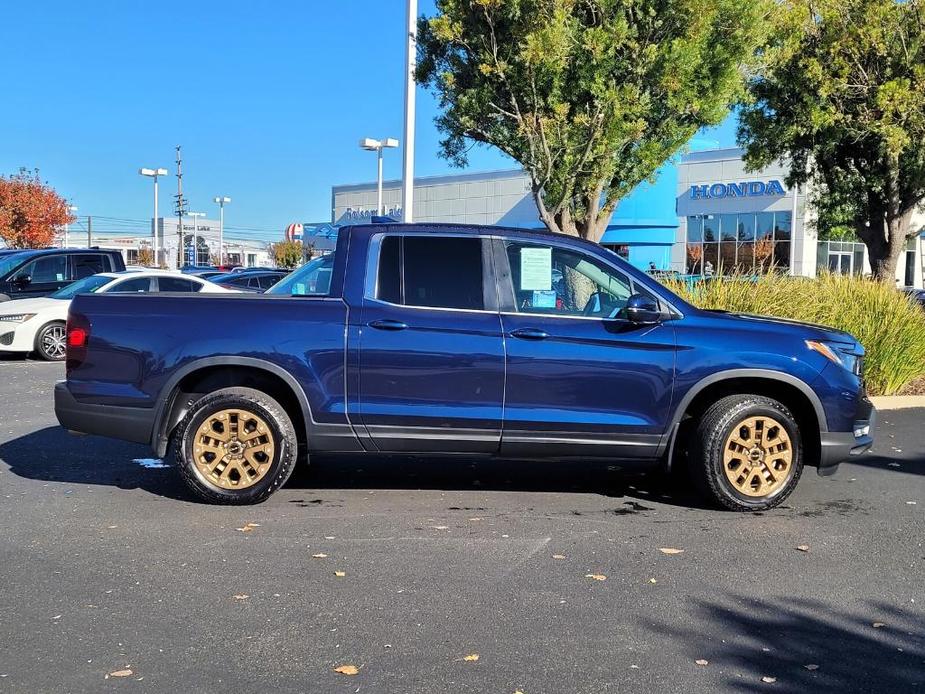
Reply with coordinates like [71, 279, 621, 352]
[870, 396, 925, 411]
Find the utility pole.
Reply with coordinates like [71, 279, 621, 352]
[174, 145, 188, 269]
[87, 216, 92, 247]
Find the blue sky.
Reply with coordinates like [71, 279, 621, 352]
[0, 0, 737, 240]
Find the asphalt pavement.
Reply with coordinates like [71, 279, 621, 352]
[0, 358, 922, 694]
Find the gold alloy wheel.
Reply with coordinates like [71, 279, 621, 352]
[722, 415, 793, 497]
[193, 408, 275, 490]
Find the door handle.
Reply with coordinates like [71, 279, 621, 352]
[510, 327, 549, 340]
[368, 319, 409, 331]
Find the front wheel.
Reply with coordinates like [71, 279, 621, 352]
[35, 321, 67, 361]
[689, 394, 803, 511]
[173, 387, 298, 504]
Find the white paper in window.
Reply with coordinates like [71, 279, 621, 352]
[520, 247, 552, 290]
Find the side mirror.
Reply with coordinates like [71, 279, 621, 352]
[14, 274, 32, 287]
[625, 293, 662, 324]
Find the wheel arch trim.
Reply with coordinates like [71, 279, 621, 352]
[151, 356, 315, 457]
[664, 368, 828, 466]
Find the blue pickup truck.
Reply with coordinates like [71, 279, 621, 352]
[55, 223, 874, 511]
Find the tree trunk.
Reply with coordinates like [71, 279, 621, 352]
[862, 208, 913, 282]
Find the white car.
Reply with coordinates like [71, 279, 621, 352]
[0, 271, 236, 361]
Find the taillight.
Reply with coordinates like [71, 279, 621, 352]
[65, 311, 90, 374]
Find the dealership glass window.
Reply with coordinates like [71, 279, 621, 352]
[686, 211, 794, 275]
[817, 240, 865, 276]
[702, 216, 718, 242]
[756, 212, 774, 240]
[686, 216, 703, 243]
[737, 214, 756, 242]
[719, 214, 738, 242]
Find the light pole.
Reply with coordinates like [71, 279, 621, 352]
[360, 138, 399, 216]
[63, 205, 78, 248]
[139, 167, 168, 264]
[402, 0, 418, 223]
[187, 211, 205, 266]
[213, 196, 231, 266]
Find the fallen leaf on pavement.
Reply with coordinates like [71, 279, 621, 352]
[108, 669, 133, 678]
[334, 570, 346, 577]
[659, 548, 684, 555]
[233, 594, 249, 600]
[236, 522, 260, 533]
[333, 664, 359, 676]
[796, 545, 810, 552]
[804, 664, 819, 670]
[463, 654, 479, 662]
[649, 578, 657, 584]
[552, 554, 566, 560]
[761, 676, 777, 683]
[312, 553, 328, 558]
[585, 574, 607, 581]
[696, 659, 709, 666]
[872, 622, 886, 628]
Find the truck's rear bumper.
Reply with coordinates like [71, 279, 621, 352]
[55, 380, 154, 446]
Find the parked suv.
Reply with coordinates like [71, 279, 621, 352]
[0, 248, 126, 302]
[55, 224, 873, 511]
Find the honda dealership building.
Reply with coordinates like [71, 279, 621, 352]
[331, 147, 924, 288]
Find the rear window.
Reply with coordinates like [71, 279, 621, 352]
[375, 235, 484, 311]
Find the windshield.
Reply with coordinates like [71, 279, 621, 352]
[50, 274, 112, 299]
[0, 252, 30, 277]
[266, 254, 334, 296]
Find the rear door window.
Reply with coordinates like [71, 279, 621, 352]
[157, 277, 202, 292]
[107, 277, 153, 293]
[374, 235, 485, 311]
[73, 254, 108, 279]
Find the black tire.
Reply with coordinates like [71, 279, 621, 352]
[35, 321, 67, 361]
[689, 394, 803, 512]
[173, 387, 298, 504]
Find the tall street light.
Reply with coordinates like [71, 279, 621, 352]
[187, 211, 205, 267]
[63, 205, 78, 248]
[402, 0, 418, 223]
[213, 196, 231, 266]
[360, 138, 399, 216]
[139, 167, 168, 264]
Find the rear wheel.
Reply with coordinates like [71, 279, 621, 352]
[35, 321, 67, 361]
[689, 394, 803, 511]
[174, 387, 297, 504]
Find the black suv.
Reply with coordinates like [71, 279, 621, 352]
[0, 248, 126, 301]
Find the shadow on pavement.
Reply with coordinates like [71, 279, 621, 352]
[0, 426, 197, 502]
[847, 453, 925, 476]
[2, 425, 712, 508]
[647, 596, 924, 693]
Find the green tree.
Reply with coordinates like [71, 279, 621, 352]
[416, 0, 769, 241]
[270, 240, 304, 269]
[738, 0, 925, 280]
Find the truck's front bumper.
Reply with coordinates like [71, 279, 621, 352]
[55, 380, 154, 446]
[817, 400, 876, 476]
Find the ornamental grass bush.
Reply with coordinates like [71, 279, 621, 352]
[663, 273, 925, 396]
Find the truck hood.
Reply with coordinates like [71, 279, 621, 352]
[702, 309, 859, 346]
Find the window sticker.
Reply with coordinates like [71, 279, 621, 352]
[520, 247, 552, 290]
[293, 283, 307, 296]
[532, 290, 557, 308]
[56, 274, 64, 281]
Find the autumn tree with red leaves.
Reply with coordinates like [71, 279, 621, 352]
[0, 168, 75, 249]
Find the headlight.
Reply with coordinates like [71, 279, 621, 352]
[0, 313, 36, 323]
[806, 340, 862, 375]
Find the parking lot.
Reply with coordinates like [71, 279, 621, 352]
[0, 358, 922, 694]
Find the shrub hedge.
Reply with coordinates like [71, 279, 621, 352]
[662, 273, 925, 396]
